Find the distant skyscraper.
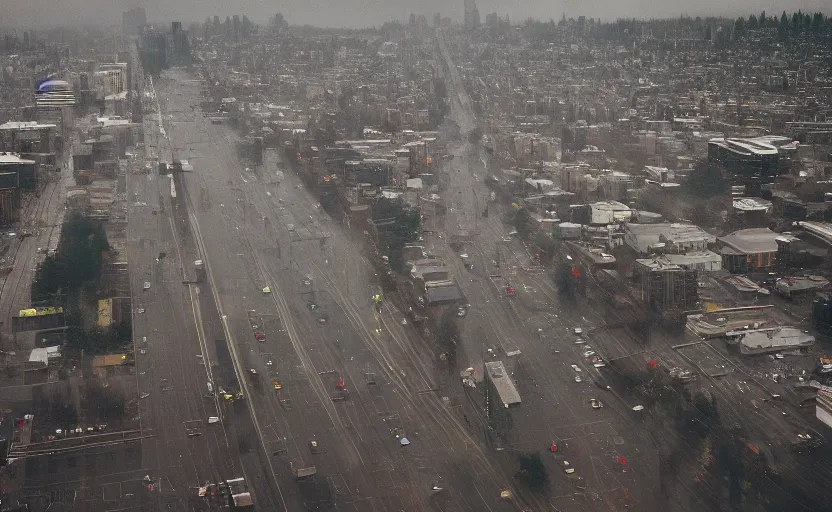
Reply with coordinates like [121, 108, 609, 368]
[434, 13, 441, 28]
[122, 7, 147, 36]
[464, 0, 479, 31]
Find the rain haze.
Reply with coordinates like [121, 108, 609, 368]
[2, 0, 828, 27]
[3, 0, 832, 510]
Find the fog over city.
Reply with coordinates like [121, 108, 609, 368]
[3, 0, 827, 27]
[2, 0, 832, 511]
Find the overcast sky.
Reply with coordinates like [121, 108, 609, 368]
[3, 0, 828, 30]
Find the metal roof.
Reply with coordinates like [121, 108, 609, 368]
[485, 361, 521, 407]
[425, 283, 465, 305]
[719, 228, 779, 254]
[736, 327, 814, 355]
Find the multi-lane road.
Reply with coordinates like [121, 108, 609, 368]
[433, 29, 659, 511]
[150, 68, 529, 511]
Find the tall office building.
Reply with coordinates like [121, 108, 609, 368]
[464, 0, 480, 31]
[170, 22, 189, 65]
[122, 7, 147, 36]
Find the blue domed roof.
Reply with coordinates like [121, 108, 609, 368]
[37, 79, 71, 93]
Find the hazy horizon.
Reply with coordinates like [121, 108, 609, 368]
[2, 0, 829, 30]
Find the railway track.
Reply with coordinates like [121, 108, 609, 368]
[0, 178, 61, 329]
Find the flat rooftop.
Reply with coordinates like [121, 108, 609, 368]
[0, 153, 36, 165]
[658, 251, 721, 266]
[709, 137, 779, 156]
[735, 327, 814, 355]
[719, 228, 779, 254]
[484, 361, 521, 408]
[0, 121, 57, 131]
[425, 282, 465, 305]
[625, 222, 711, 239]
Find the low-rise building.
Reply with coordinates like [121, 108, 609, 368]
[638, 251, 722, 273]
[589, 200, 632, 225]
[485, 360, 521, 409]
[624, 223, 713, 255]
[729, 326, 814, 355]
[719, 228, 781, 273]
[0, 153, 36, 190]
[0, 121, 58, 154]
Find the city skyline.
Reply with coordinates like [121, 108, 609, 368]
[1, 0, 828, 29]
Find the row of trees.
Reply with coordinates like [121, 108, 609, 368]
[31, 215, 108, 302]
[734, 10, 829, 38]
[371, 198, 421, 273]
[31, 215, 132, 354]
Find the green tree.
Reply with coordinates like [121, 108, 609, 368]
[516, 452, 548, 491]
[812, 12, 824, 33]
[84, 380, 126, 423]
[271, 13, 289, 34]
[31, 215, 109, 301]
[684, 161, 726, 198]
[792, 12, 802, 33]
[734, 17, 745, 37]
[372, 198, 421, 273]
[779, 11, 789, 39]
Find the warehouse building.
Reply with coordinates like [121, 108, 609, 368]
[485, 361, 521, 409]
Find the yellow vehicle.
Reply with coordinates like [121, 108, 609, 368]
[272, 380, 282, 390]
[18, 306, 64, 317]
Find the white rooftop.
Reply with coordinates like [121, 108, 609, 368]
[0, 121, 57, 131]
[104, 91, 128, 101]
[0, 153, 36, 165]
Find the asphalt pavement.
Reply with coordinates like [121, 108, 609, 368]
[152, 68, 527, 511]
